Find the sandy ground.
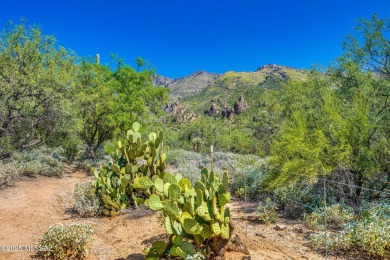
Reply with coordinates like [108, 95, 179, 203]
[0, 166, 339, 260]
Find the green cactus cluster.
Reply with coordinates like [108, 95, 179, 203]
[92, 122, 232, 259]
[91, 122, 168, 216]
[142, 168, 231, 259]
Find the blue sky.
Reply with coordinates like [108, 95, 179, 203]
[1, 0, 390, 78]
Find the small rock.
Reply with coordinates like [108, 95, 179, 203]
[242, 256, 251, 260]
[274, 224, 287, 231]
[226, 234, 250, 255]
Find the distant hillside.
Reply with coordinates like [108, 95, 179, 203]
[154, 71, 220, 101]
[182, 65, 306, 113]
[155, 64, 307, 121]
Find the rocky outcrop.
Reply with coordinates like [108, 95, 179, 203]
[165, 102, 198, 123]
[204, 102, 221, 116]
[153, 75, 174, 87]
[256, 64, 291, 79]
[221, 107, 234, 118]
[205, 95, 248, 118]
[233, 95, 248, 115]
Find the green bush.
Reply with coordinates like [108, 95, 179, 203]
[257, 198, 278, 224]
[37, 223, 93, 260]
[0, 161, 19, 189]
[231, 169, 264, 198]
[12, 146, 65, 177]
[309, 203, 390, 258]
[305, 204, 354, 229]
[73, 182, 100, 217]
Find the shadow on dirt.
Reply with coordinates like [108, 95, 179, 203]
[141, 233, 168, 245]
[114, 253, 144, 260]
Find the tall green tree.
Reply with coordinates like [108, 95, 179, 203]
[0, 21, 78, 156]
[76, 60, 168, 158]
[75, 60, 117, 158]
[266, 15, 390, 201]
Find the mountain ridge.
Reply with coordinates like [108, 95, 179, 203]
[154, 64, 307, 122]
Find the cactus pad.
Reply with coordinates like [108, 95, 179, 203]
[218, 192, 231, 207]
[133, 176, 154, 189]
[154, 178, 164, 193]
[147, 195, 164, 210]
[181, 242, 195, 256]
[168, 184, 181, 201]
[172, 235, 183, 246]
[221, 223, 230, 239]
[183, 218, 202, 235]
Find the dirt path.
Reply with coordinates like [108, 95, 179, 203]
[0, 168, 335, 260]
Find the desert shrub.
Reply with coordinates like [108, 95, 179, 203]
[0, 161, 19, 189]
[257, 198, 278, 224]
[167, 149, 265, 189]
[191, 137, 204, 152]
[231, 169, 264, 198]
[167, 149, 203, 183]
[12, 146, 65, 177]
[37, 223, 93, 260]
[309, 202, 390, 258]
[305, 204, 354, 229]
[73, 182, 100, 217]
[270, 181, 342, 219]
[76, 155, 111, 172]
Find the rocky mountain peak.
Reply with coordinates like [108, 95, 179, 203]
[256, 64, 295, 79]
[153, 75, 174, 88]
[256, 64, 293, 72]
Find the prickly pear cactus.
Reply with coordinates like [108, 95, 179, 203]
[143, 168, 232, 259]
[92, 121, 232, 259]
[91, 122, 168, 216]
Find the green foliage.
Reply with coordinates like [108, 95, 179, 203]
[91, 122, 167, 216]
[309, 203, 390, 258]
[257, 198, 278, 224]
[73, 181, 100, 217]
[264, 67, 390, 203]
[12, 146, 65, 177]
[0, 21, 168, 159]
[191, 137, 204, 153]
[37, 223, 93, 260]
[304, 204, 354, 229]
[173, 117, 259, 155]
[231, 169, 264, 199]
[75, 59, 168, 158]
[0, 21, 82, 157]
[260, 15, 390, 212]
[343, 13, 390, 79]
